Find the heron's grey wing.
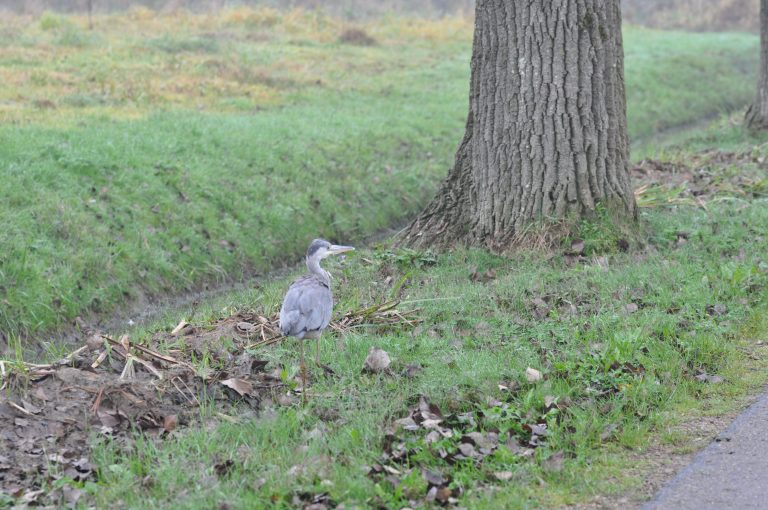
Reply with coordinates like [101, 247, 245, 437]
[279, 284, 307, 337]
[297, 283, 332, 332]
[279, 277, 333, 337]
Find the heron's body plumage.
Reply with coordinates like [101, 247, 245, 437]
[279, 274, 333, 339]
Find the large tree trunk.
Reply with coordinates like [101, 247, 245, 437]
[400, 0, 636, 252]
[746, 0, 768, 130]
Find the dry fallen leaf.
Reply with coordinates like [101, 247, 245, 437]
[221, 378, 253, 397]
[498, 380, 520, 393]
[435, 486, 453, 504]
[236, 321, 255, 333]
[20, 490, 45, 504]
[394, 416, 419, 431]
[568, 238, 585, 256]
[85, 333, 103, 351]
[214, 459, 235, 478]
[624, 303, 639, 314]
[525, 367, 543, 383]
[695, 372, 725, 384]
[119, 334, 130, 352]
[402, 363, 422, 378]
[163, 414, 178, 433]
[601, 423, 619, 441]
[531, 298, 550, 320]
[457, 442, 478, 458]
[463, 431, 498, 451]
[20, 399, 42, 414]
[62, 485, 83, 506]
[469, 267, 496, 283]
[362, 347, 391, 374]
[706, 303, 727, 316]
[422, 468, 446, 487]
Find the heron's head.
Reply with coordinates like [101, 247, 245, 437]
[307, 239, 355, 262]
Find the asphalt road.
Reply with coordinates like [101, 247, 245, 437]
[643, 391, 768, 510]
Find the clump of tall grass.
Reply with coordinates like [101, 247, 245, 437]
[223, 6, 281, 29]
[39, 10, 70, 31]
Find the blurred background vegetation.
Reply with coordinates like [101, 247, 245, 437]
[1, 0, 761, 30]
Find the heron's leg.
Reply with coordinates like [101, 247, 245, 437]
[311, 333, 335, 375]
[300, 337, 307, 404]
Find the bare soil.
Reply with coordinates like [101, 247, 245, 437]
[0, 299, 417, 505]
[0, 311, 288, 506]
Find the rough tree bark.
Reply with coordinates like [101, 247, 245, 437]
[400, 0, 636, 252]
[746, 0, 768, 130]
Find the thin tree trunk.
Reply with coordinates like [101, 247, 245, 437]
[746, 0, 768, 130]
[400, 0, 636, 252]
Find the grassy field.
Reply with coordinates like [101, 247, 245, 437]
[2, 7, 768, 510]
[624, 27, 757, 142]
[0, 8, 759, 340]
[70, 119, 768, 509]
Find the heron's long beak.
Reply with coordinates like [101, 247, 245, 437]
[329, 244, 355, 255]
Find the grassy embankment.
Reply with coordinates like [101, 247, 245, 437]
[0, 9, 759, 340]
[85, 118, 768, 509]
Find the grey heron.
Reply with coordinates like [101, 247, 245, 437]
[279, 239, 354, 396]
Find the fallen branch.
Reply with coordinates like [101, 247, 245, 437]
[131, 355, 163, 379]
[245, 300, 421, 350]
[100, 334, 193, 370]
[0, 345, 89, 372]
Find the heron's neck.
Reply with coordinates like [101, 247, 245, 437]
[307, 256, 331, 286]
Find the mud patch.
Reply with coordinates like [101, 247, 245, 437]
[0, 312, 285, 505]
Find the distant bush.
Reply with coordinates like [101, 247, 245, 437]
[39, 10, 70, 31]
[339, 27, 376, 46]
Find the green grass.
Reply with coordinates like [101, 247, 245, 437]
[81, 127, 768, 508]
[0, 10, 759, 340]
[635, 111, 768, 160]
[625, 28, 758, 143]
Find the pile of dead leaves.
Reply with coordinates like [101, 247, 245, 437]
[0, 300, 420, 506]
[632, 150, 768, 209]
[330, 301, 422, 336]
[367, 395, 565, 508]
[0, 333, 270, 506]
